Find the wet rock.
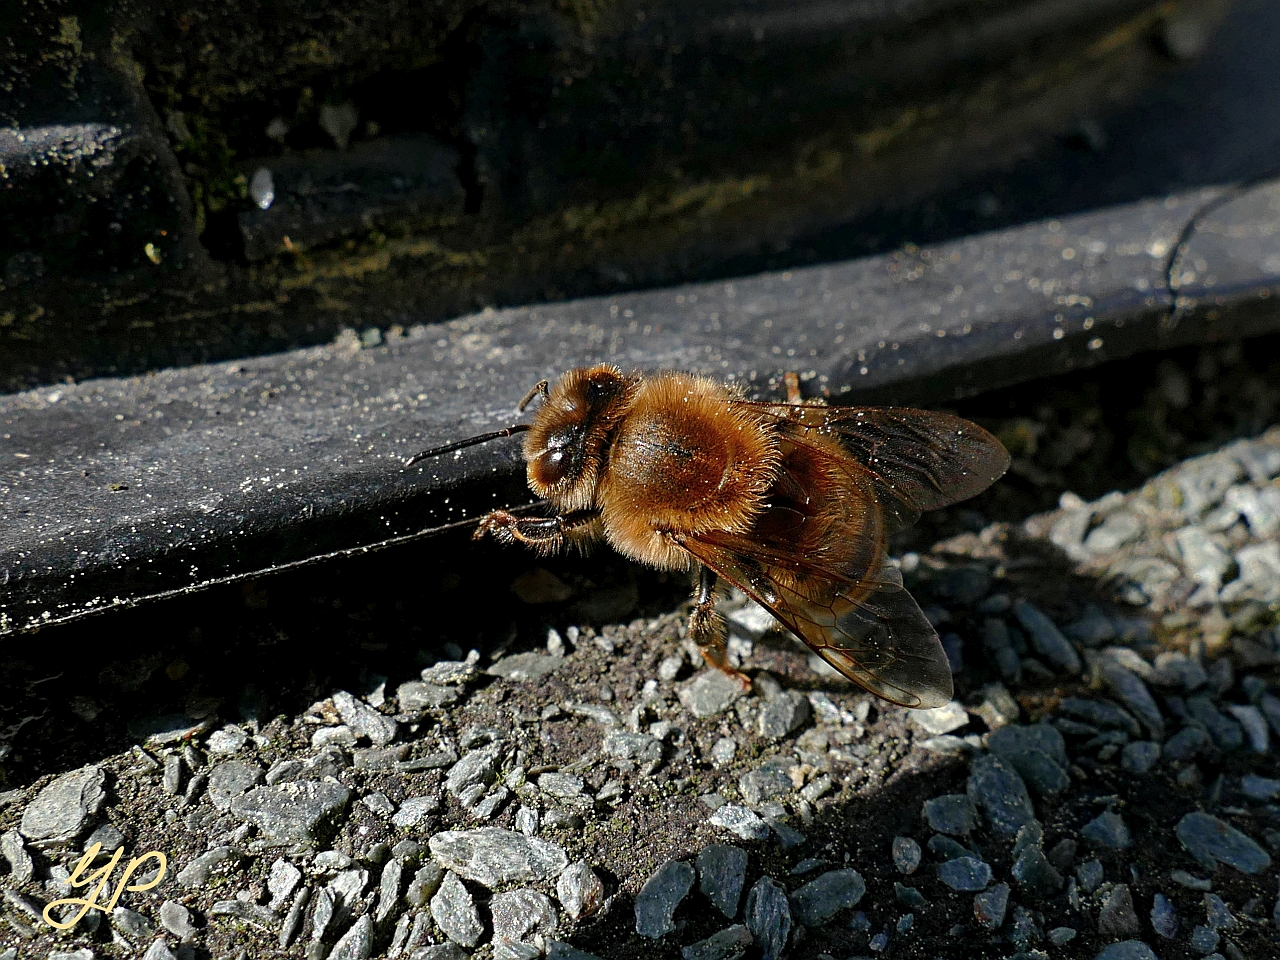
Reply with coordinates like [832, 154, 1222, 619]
[1066, 605, 1117, 647]
[973, 883, 1010, 929]
[1011, 846, 1063, 899]
[1150, 892, 1179, 938]
[602, 731, 663, 765]
[267, 858, 302, 911]
[539, 773, 585, 799]
[332, 690, 397, 746]
[1226, 483, 1280, 537]
[679, 671, 747, 718]
[891, 837, 921, 874]
[1081, 811, 1132, 850]
[406, 862, 445, 907]
[445, 745, 501, 796]
[207, 760, 265, 812]
[401, 942, 467, 960]
[111, 906, 155, 944]
[983, 618, 1023, 684]
[1241, 774, 1280, 801]
[1048, 926, 1077, 945]
[1076, 858, 1104, 894]
[431, 871, 483, 947]
[1094, 942, 1158, 960]
[789, 869, 865, 925]
[1235, 542, 1280, 602]
[710, 805, 771, 841]
[1098, 883, 1140, 937]
[1059, 697, 1141, 735]
[757, 692, 810, 739]
[966, 754, 1036, 836]
[1204, 892, 1236, 930]
[1095, 656, 1165, 739]
[19, 766, 107, 846]
[1120, 741, 1161, 774]
[1176, 812, 1272, 874]
[546, 944, 605, 960]
[987, 724, 1070, 796]
[176, 846, 238, 888]
[489, 652, 564, 681]
[1187, 695, 1244, 752]
[680, 924, 751, 960]
[1084, 510, 1143, 554]
[928, 835, 973, 861]
[392, 795, 441, 828]
[429, 828, 568, 888]
[895, 882, 927, 909]
[908, 702, 968, 735]
[635, 859, 695, 938]
[492, 888, 558, 952]
[140, 940, 177, 960]
[563, 702, 620, 726]
[744, 877, 791, 960]
[210, 900, 278, 930]
[1174, 527, 1234, 592]
[231, 781, 352, 842]
[0, 830, 32, 884]
[1225, 704, 1269, 753]
[1163, 725, 1210, 761]
[374, 859, 403, 924]
[739, 760, 793, 806]
[922, 794, 979, 835]
[557, 861, 605, 920]
[397, 681, 460, 711]
[939, 857, 992, 892]
[1151, 651, 1209, 690]
[330, 914, 374, 960]
[420, 652, 481, 686]
[1013, 600, 1081, 673]
[698, 844, 748, 919]
[1189, 925, 1219, 953]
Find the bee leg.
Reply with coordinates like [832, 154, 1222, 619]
[688, 566, 752, 689]
[474, 508, 598, 556]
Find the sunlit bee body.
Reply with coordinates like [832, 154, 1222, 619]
[409, 364, 1010, 708]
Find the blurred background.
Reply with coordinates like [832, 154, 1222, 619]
[3, 0, 1278, 390]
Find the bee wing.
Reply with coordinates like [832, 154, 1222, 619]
[676, 528, 954, 709]
[733, 402, 1010, 533]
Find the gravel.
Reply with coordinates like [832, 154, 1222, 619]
[922, 794, 979, 835]
[635, 859, 696, 938]
[430, 871, 483, 947]
[428, 828, 569, 888]
[696, 844, 748, 920]
[788, 868, 865, 925]
[1175, 812, 1273, 874]
[938, 856, 992, 892]
[966, 754, 1036, 836]
[744, 877, 791, 960]
[230, 780, 352, 842]
[18, 766, 107, 847]
[4, 365, 1280, 959]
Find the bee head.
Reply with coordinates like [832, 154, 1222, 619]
[524, 364, 636, 509]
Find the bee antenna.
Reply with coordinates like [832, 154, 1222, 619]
[403, 423, 532, 467]
[517, 379, 550, 412]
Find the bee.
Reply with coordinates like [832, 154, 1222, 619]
[406, 365, 1009, 708]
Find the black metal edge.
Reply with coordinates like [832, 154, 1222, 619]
[2, 180, 1278, 637]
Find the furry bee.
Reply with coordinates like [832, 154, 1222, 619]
[407, 365, 1009, 708]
